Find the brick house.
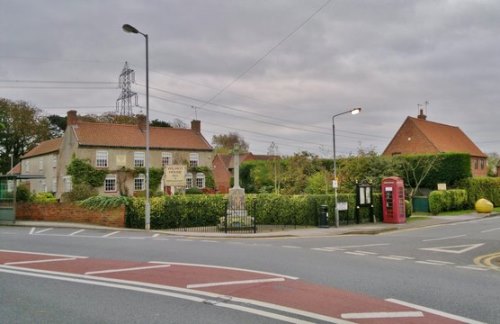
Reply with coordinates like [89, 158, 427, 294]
[383, 111, 488, 177]
[20, 110, 213, 198]
[212, 152, 278, 193]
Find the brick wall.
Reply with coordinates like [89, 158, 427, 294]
[16, 203, 125, 227]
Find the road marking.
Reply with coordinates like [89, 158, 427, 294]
[102, 231, 120, 238]
[344, 251, 368, 256]
[474, 252, 500, 271]
[456, 265, 489, 271]
[282, 245, 301, 249]
[29, 227, 36, 234]
[152, 233, 160, 238]
[0, 267, 352, 324]
[311, 247, 343, 252]
[187, 278, 285, 289]
[33, 228, 53, 234]
[69, 229, 85, 236]
[150, 261, 299, 280]
[424, 260, 455, 265]
[0, 249, 87, 259]
[415, 261, 447, 266]
[378, 255, 414, 261]
[386, 298, 486, 324]
[481, 227, 500, 233]
[422, 234, 466, 242]
[201, 240, 219, 243]
[420, 243, 484, 254]
[85, 264, 171, 275]
[176, 239, 193, 242]
[354, 250, 377, 255]
[5, 257, 77, 265]
[341, 311, 423, 319]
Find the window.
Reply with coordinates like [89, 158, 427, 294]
[52, 155, 57, 168]
[134, 152, 145, 167]
[39, 159, 44, 171]
[96, 151, 108, 167]
[474, 158, 479, 169]
[189, 153, 199, 167]
[480, 159, 485, 170]
[195, 173, 205, 189]
[63, 176, 72, 192]
[185, 173, 193, 189]
[162, 152, 172, 167]
[134, 174, 145, 191]
[104, 174, 117, 192]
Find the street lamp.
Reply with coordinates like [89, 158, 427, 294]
[332, 107, 361, 228]
[123, 23, 151, 231]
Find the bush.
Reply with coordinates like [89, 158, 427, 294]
[60, 183, 98, 202]
[79, 195, 130, 211]
[457, 177, 500, 207]
[428, 189, 467, 214]
[16, 184, 31, 202]
[405, 199, 412, 218]
[32, 192, 57, 204]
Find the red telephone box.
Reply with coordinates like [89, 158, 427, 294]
[381, 177, 406, 223]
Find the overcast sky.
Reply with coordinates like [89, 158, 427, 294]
[1, 0, 499, 157]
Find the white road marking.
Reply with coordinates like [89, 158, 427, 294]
[187, 278, 285, 289]
[85, 264, 171, 275]
[29, 227, 36, 234]
[102, 231, 120, 238]
[176, 239, 193, 242]
[425, 260, 455, 265]
[378, 255, 414, 261]
[456, 265, 489, 271]
[34, 228, 53, 234]
[481, 227, 500, 233]
[311, 247, 343, 252]
[415, 261, 447, 266]
[420, 243, 484, 254]
[150, 261, 299, 280]
[201, 240, 218, 243]
[386, 298, 486, 324]
[0, 267, 352, 324]
[341, 311, 423, 319]
[354, 250, 377, 255]
[69, 229, 85, 236]
[422, 234, 466, 242]
[152, 233, 160, 238]
[282, 245, 301, 249]
[0, 249, 87, 259]
[344, 251, 368, 256]
[5, 257, 77, 265]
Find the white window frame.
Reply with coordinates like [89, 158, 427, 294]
[134, 152, 145, 167]
[96, 150, 108, 168]
[134, 174, 145, 191]
[189, 153, 199, 168]
[39, 159, 44, 171]
[185, 173, 193, 189]
[162, 152, 172, 167]
[52, 155, 57, 168]
[195, 173, 205, 189]
[104, 174, 117, 192]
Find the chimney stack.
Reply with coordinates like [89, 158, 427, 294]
[417, 109, 427, 120]
[67, 110, 78, 126]
[191, 120, 201, 133]
[137, 114, 147, 132]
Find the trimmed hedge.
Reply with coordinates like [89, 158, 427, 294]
[125, 193, 384, 229]
[428, 189, 468, 215]
[457, 177, 500, 207]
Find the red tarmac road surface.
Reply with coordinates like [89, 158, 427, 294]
[0, 249, 480, 323]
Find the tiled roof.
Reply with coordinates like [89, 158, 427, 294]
[410, 117, 486, 157]
[22, 138, 62, 158]
[73, 122, 212, 151]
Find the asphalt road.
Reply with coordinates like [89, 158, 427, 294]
[1, 216, 499, 323]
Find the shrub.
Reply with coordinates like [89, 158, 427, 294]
[428, 189, 467, 214]
[60, 183, 98, 202]
[79, 195, 130, 211]
[405, 199, 412, 218]
[16, 184, 31, 202]
[32, 192, 57, 204]
[457, 177, 500, 207]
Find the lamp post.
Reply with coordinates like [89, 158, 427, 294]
[123, 24, 150, 230]
[332, 107, 361, 228]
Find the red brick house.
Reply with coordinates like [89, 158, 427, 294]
[383, 111, 488, 177]
[212, 153, 278, 193]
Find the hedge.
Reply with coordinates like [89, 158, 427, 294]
[428, 189, 467, 215]
[125, 193, 385, 229]
[457, 177, 500, 207]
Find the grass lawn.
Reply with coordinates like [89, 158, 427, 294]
[410, 206, 500, 217]
[407, 216, 431, 223]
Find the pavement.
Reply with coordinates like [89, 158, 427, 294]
[3, 211, 499, 239]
